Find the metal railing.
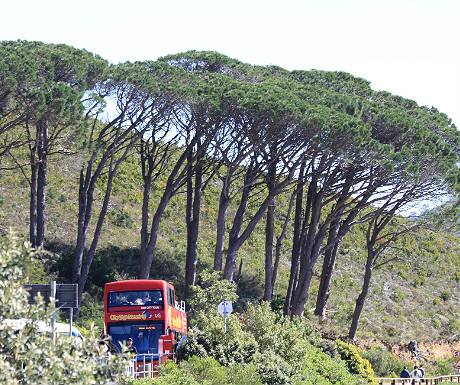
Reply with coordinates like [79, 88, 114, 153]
[376, 375, 460, 384]
[127, 353, 173, 379]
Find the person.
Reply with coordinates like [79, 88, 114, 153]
[400, 366, 410, 383]
[126, 337, 138, 354]
[97, 340, 109, 355]
[97, 334, 111, 355]
[143, 293, 152, 304]
[137, 331, 149, 353]
[419, 364, 425, 379]
[411, 365, 422, 383]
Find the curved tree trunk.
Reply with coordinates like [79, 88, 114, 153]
[314, 239, 341, 318]
[349, 251, 374, 341]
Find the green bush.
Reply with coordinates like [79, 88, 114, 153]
[179, 293, 371, 384]
[122, 357, 263, 385]
[180, 356, 262, 385]
[111, 208, 134, 228]
[0, 231, 129, 385]
[360, 345, 404, 377]
[188, 270, 238, 314]
[413, 276, 426, 287]
[177, 313, 258, 366]
[441, 291, 451, 301]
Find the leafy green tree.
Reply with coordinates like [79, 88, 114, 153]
[0, 40, 108, 250]
[188, 270, 238, 314]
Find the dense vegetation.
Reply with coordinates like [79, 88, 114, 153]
[2, 40, 460, 382]
[0, 233, 128, 384]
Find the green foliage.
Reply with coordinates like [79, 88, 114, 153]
[179, 297, 373, 385]
[0, 231, 129, 384]
[433, 356, 454, 376]
[177, 313, 258, 366]
[111, 208, 135, 229]
[441, 291, 451, 301]
[360, 345, 405, 377]
[179, 356, 262, 385]
[412, 275, 426, 287]
[123, 357, 263, 385]
[188, 270, 238, 313]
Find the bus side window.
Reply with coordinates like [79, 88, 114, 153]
[167, 288, 174, 307]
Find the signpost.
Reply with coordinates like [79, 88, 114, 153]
[218, 301, 233, 332]
[24, 282, 78, 340]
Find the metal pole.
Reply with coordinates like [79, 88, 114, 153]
[224, 302, 227, 333]
[69, 307, 73, 337]
[51, 281, 56, 342]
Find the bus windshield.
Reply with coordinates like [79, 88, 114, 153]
[107, 323, 164, 355]
[107, 290, 163, 308]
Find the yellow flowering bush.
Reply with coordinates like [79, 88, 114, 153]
[335, 340, 378, 384]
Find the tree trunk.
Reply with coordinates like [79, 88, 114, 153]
[290, 175, 327, 318]
[77, 166, 116, 306]
[35, 120, 48, 250]
[272, 191, 295, 298]
[140, 140, 154, 262]
[290, 265, 314, 318]
[315, 240, 341, 318]
[349, 251, 374, 341]
[29, 160, 37, 247]
[315, 214, 343, 318]
[139, 192, 172, 279]
[139, 135, 201, 279]
[264, 160, 276, 302]
[264, 197, 275, 301]
[214, 185, 229, 271]
[185, 154, 202, 300]
[284, 168, 306, 316]
[73, 152, 104, 284]
[315, 178, 375, 318]
[222, 167, 253, 281]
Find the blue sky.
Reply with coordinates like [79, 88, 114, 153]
[1, 0, 459, 125]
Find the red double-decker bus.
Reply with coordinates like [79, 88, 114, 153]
[103, 280, 187, 366]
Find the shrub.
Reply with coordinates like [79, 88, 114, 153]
[181, 356, 262, 385]
[122, 357, 263, 385]
[361, 345, 404, 377]
[111, 208, 134, 228]
[188, 270, 238, 313]
[441, 291, 451, 301]
[0, 231, 128, 385]
[176, 313, 258, 366]
[413, 276, 425, 287]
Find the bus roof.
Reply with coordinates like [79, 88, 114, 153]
[105, 280, 174, 291]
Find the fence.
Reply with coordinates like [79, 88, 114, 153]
[127, 353, 171, 379]
[376, 375, 460, 384]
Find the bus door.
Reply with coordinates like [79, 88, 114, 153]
[107, 323, 164, 357]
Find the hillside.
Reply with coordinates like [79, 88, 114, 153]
[1, 143, 460, 355]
